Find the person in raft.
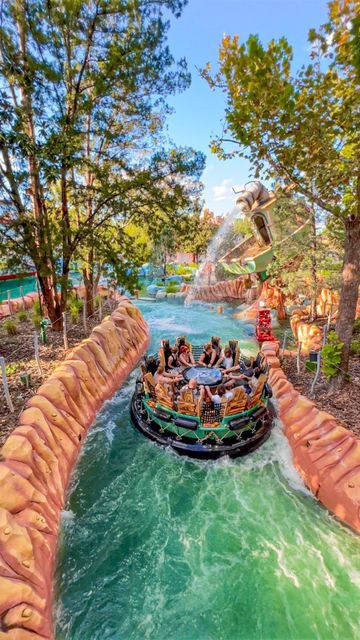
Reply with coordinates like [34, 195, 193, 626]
[167, 346, 180, 370]
[220, 348, 234, 370]
[198, 342, 216, 368]
[204, 384, 234, 405]
[181, 378, 205, 402]
[154, 365, 182, 388]
[178, 344, 196, 368]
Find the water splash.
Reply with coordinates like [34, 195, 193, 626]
[185, 203, 246, 305]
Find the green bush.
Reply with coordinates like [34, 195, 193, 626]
[165, 284, 180, 294]
[176, 264, 193, 275]
[31, 312, 42, 330]
[3, 319, 17, 335]
[67, 295, 84, 323]
[321, 331, 343, 380]
[33, 299, 41, 315]
[6, 362, 22, 375]
[17, 310, 28, 322]
[352, 317, 360, 334]
[350, 338, 360, 355]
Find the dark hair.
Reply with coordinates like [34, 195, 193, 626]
[217, 385, 226, 395]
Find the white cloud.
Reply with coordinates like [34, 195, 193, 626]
[212, 178, 234, 201]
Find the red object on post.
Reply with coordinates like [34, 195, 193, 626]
[256, 308, 275, 342]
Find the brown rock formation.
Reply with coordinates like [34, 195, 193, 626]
[261, 341, 360, 534]
[0, 298, 149, 639]
[0, 293, 39, 319]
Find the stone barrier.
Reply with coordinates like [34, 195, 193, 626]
[0, 297, 150, 639]
[261, 341, 360, 534]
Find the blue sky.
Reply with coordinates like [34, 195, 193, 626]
[165, 0, 329, 215]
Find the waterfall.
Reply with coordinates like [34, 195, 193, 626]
[185, 203, 246, 305]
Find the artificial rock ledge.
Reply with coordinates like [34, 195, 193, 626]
[261, 341, 360, 535]
[0, 298, 150, 639]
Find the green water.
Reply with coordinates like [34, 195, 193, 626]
[55, 302, 360, 640]
[0, 275, 36, 302]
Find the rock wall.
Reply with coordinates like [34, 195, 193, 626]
[189, 276, 248, 303]
[262, 341, 360, 534]
[0, 298, 149, 639]
[0, 293, 39, 320]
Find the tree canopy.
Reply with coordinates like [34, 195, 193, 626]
[203, 0, 360, 381]
[0, 0, 204, 325]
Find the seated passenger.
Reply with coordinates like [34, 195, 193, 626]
[223, 369, 257, 395]
[221, 348, 234, 370]
[162, 340, 172, 369]
[146, 355, 158, 375]
[154, 365, 182, 387]
[178, 345, 195, 368]
[198, 342, 216, 368]
[211, 337, 223, 366]
[204, 384, 234, 405]
[167, 346, 180, 370]
[181, 378, 205, 402]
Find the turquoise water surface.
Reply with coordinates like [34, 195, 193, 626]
[55, 301, 360, 640]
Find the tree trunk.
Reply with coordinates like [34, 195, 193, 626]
[333, 214, 360, 386]
[83, 265, 94, 317]
[37, 272, 63, 330]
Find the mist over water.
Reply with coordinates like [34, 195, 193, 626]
[185, 205, 244, 304]
[55, 302, 360, 640]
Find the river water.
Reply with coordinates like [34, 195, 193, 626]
[55, 301, 360, 640]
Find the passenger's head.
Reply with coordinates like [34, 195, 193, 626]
[217, 385, 226, 396]
[224, 348, 232, 357]
[171, 346, 178, 354]
[157, 365, 164, 374]
[188, 378, 198, 390]
[180, 345, 188, 354]
[204, 342, 212, 353]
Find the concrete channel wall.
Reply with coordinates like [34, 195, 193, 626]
[0, 298, 150, 639]
[261, 341, 360, 535]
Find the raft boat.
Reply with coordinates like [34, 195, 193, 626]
[130, 339, 274, 459]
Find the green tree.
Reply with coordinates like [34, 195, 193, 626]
[179, 212, 219, 263]
[0, 0, 194, 328]
[203, 0, 360, 383]
[267, 197, 342, 319]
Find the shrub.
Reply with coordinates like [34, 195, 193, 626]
[67, 295, 84, 323]
[6, 362, 22, 375]
[176, 264, 192, 275]
[350, 338, 360, 355]
[352, 317, 360, 334]
[321, 331, 343, 380]
[33, 299, 41, 315]
[17, 310, 28, 322]
[31, 312, 42, 329]
[3, 319, 17, 335]
[165, 284, 180, 294]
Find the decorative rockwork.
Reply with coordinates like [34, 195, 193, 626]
[0, 298, 150, 639]
[262, 341, 360, 534]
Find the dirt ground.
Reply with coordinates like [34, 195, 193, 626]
[282, 353, 360, 438]
[0, 305, 116, 446]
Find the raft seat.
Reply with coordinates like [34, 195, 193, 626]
[246, 374, 267, 410]
[177, 400, 199, 417]
[143, 372, 157, 400]
[155, 382, 174, 411]
[223, 387, 247, 417]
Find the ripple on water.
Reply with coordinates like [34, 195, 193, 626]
[55, 302, 360, 640]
